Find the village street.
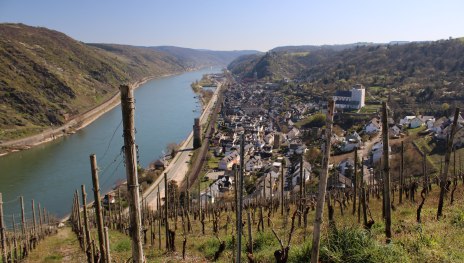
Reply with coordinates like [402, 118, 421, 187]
[358, 132, 381, 185]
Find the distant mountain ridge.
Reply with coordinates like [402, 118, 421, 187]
[228, 40, 458, 80]
[269, 41, 417, 53]
[228, 39, 464, 82]
[228, 39, 464, 112]
[150, 46, 260, 69]
[0, 23, 258, 141]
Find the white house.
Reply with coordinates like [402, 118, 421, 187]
[426, 119, 436, 130]
[199, 192, 214, 207]
[346, 131, 362, 143]
[370, 142, 391, 163]
[338, 159, 354, 177]
[389, 125, 402, 138]
[209, 175, 233, 197]
[264, 133, 274, 145]
[340, 131, 363, 152]
[218, 151, 240, 170]
[245, 155, 263, 172]
[403, 115, 434, 129]
[341, 140, 362, 152]
[287, 127, 300, 140]
[333, 84, 366, 110]
[288, 161, 311, 188]
[400, 116, 416, 127]
[365, 117, 381, 134]
[420, 116, 435, 127]
[459, 114, 464, 125]
[430, 116, 448, 134]
[409, 117, 424, 129]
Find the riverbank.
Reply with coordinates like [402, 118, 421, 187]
[59, 76, 223, 222]
[0, 73, 182, 157]
[143, 80, 223, 210]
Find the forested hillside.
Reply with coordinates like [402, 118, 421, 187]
[228, 39, 464, 113]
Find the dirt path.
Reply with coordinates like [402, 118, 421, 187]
[24, 226, 85, 263]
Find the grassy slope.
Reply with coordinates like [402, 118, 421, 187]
[23, 227, 86, 263]
[0, 23, 199, 141]
[0, 24, 258, 142]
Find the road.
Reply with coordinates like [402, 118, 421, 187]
[357, 132, 381, 185]
[143, 83, 222, 209]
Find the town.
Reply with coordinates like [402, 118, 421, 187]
[179, 72, 464, 209]
[2, 3, 464, 260]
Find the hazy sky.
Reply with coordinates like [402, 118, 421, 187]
[1, 0, 463, 51]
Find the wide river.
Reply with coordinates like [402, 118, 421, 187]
[0, 67, 220, 220]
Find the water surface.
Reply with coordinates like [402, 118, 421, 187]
[0, 67, 220, 221]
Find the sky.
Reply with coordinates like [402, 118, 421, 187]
[1, 0, 463, 51]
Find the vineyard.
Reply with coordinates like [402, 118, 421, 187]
[0, 194, 59, 263]
[62, 102, 464, 262]
[63, 179, 464, 262]
[2, 89, 464, 263]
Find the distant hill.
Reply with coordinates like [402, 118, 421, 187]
[269, 42, 380, 53]
[151, 46, 260, 68]
[0, 23, 258, 141]
[228, 39, 464, 113]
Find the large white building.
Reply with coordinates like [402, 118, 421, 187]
[333, 84, 366, 110]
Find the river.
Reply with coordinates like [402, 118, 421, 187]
[0, 67, 220, 221]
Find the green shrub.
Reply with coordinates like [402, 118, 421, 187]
[288, 241, 312, 263]
[319, 227, 409, 263]
[253, 231, 277, 251]
[451, 210, 464, 228]
[197, 237, 221, 260]
[44, 254, 63, 262]
[113, 239, 131, 252]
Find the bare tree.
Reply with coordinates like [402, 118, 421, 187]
[166, 142, 180, 159]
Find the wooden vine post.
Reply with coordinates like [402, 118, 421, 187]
[0, 193, 7, 263]
[236, 133, 245, 262]
[104, 227, 111, 263]
[299, 154, 304, 226]
[81, 184, 91, 261]
[32, 199, 37, 248]
[164, 173, 169, 251]
[90, 154, 106, 262]
[310, 99, 335, 263]
[399, 141, 404, 204]
[352, 147, 358, 215]
[280, 161, 284, 216]
[120, 84, 145, 262]
[20, 196, 28, 257]
[381, 101, 392, 243]
[437, 108, 460, 219]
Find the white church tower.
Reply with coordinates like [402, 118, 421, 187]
[333, 84, 365, 110]
[350, 84, 365, 109]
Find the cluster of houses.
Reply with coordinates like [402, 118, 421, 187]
[193, 76, 464, 203]
[199, 81, 318, 201]
[399, 114, 464, 143]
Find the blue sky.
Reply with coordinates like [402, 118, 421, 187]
[1, 0, 463, 51]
